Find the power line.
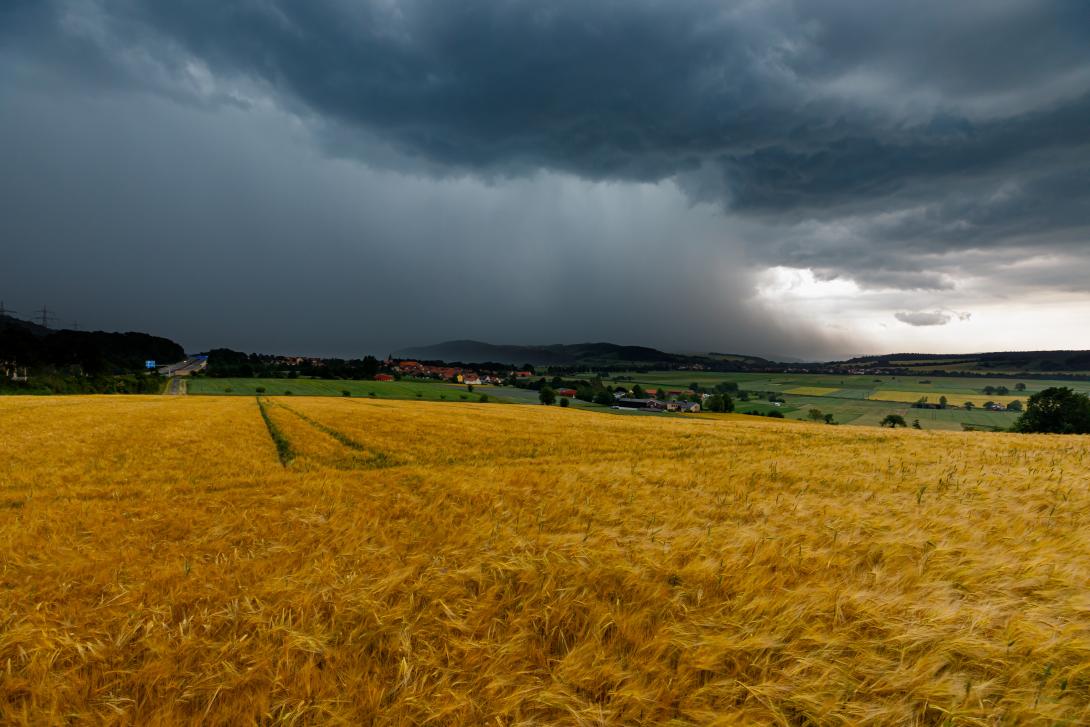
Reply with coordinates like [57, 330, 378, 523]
[0, 301, 18, 319]
[36, 305, 56, 329]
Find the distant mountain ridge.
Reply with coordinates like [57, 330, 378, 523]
[846, 350, 1090, 373]
[398, 340, 1090, 374]
[395, 339, 771, 367]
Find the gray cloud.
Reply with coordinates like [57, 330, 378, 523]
[1, 1, 1089, 357]
[894, 310, 972, 327]
[0, 79, 854, 359]
[8, 1, 1085, 280]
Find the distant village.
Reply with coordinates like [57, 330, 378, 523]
[379, 358, 708, 411]
[381, 359, 516, 386]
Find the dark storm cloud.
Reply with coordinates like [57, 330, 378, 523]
[2, 1, 1090, 357]
[7, 0, 1087, 287]
[0, 80, 852, 359]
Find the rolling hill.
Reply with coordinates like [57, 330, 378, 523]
[395, 339, 771, 368]
[846, 350, 1090, 373]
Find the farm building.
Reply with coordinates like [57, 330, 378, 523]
[431, 367, 463, 382]
[557, 388, 577, 397]
[374, 373, 394, 382]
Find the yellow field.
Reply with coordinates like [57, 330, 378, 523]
[869, 390, 1024, 407]
[785, 386, 840, 396]
[3, 396, 1090, 724]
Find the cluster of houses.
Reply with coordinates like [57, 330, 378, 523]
[912, 399, 1013, 411]
[1, 361, 28, 382]
[613, 391, 702, 412]
[387, 360, 510, 386]
[381, 359, 706, 413]
[614, 396, 701, 412]
[275, 355, 327, 367]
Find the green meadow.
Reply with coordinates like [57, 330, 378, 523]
[185, 370, 1090, 430]
[187, 377, 488, 402]
[610, 371, 1080, 430]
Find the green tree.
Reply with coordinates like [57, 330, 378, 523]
[881, 414, 907, 428]
[938, 395, 948, 409]
[808, 408, 823, 421]
[983, 385, 995, 395]
[1013, 387, 1090, 433]
[559, 397, 570, 408]
[655, 388, 668, 401]
[823, 413, 835, 424]
[689, 382, 700, 392]
[478, 393, 489, 403]
[594, 390, 614, 406]
[1015, 382, 1026, 391]
[539, 386, 556, 406]
[360, 355, 379, 379]
[631, 384, 646, 399]
[912, 418, 922, 429]
[1007, 400, 1023, 412]
[963, 401, 975, 410]
[995, 385, 1009, 396]
[706, 394, 733, 413]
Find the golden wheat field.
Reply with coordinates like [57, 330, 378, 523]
[2, 396, 1090, 725]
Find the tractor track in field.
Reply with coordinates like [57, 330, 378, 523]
[267, 400, 398, 469]
[256, 397, 294, 466]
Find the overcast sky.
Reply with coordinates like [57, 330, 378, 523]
[2, 1, 1089, 360]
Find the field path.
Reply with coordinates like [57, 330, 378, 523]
[165, 376, 187, 395]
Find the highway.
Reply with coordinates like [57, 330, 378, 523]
[159, 357, 206, 395]
[157, 358, 206, 377]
